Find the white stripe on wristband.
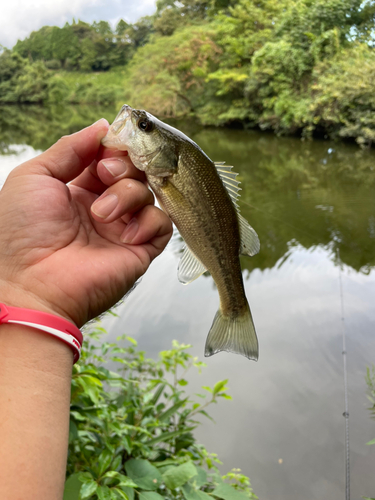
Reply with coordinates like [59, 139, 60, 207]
[0, 303, 83, 363]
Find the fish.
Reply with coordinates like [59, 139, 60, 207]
[102, 104, 260, 360]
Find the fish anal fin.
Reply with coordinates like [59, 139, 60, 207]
[178, 245, 207, 285]
[204, 305, 259, 361]
[239, 214, 260, 257]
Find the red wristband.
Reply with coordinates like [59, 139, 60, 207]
[0, 303, 83, 363]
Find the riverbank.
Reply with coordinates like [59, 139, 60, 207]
[2, 0, 375, 147]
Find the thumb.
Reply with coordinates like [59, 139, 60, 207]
[15, 119, 109, 184]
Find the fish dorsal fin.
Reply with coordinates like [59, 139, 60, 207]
[215, 162, 260, 257]
[214, 162, 240, 208]
[178, 245, 207, 284]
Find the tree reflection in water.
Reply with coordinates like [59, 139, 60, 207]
[1, 104, 375, 275]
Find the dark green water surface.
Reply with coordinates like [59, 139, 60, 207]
[1, 105, 375, 499]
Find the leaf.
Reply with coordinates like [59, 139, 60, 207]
[138, 492, 165, 500]
[182, 483, 212, 500]
[63, 474, 82, 500]
[118, 486, 135, 500]
[189, 467, 207, 488]
[150, 383, 166, 406]
[70, 411, 86, 421]
[78, 472, 95, 484]
[158, 399, 187, 422]
[102, 471, 120, 479]
[125, 459, 162, 490]
[117, 475, 138, 488]
[112, 455, 122, 471]
[69, 420, 78, 443]
[145, 428, 194, 446]
[163, 461, 197, 489]
[366, 438, 375, 445]
[212, 483, 250, 500]
[111, 488, 129, 500]
[213, 380, 228, 396]
[79, 480, 98, 500]
[97, 485, 112, 500]
[98, 449, 114, 476]
[217, 394, 232, 400]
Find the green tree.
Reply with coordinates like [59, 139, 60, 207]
[50, 25, 80, 68]
[92, 20, 113, 38]
[126, 16, 154, 48]
[125, 25, 221, 117]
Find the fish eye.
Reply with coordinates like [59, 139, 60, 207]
[137, 118, 154, 132]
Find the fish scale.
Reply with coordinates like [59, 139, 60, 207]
[102, 104, 260, 360]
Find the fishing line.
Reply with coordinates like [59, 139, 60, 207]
[338, 248, 351, 500]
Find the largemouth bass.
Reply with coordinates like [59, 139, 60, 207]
[102, 105, 260, 360]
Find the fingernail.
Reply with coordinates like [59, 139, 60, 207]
[102, 159, 128, 178]
[93, 118, 108, 127]
[92, 194, 118, 218]
[121, 218, 139, 244]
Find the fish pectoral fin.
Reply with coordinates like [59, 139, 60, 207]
[148, 145, 178, 177]
[239, 214, 260, 257]
[205, 305, 259, 361]
[177, 245, 207, 285]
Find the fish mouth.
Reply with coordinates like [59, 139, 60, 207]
[101, 104, 134, 150]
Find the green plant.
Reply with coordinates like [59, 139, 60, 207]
[64, 324, 257, 500]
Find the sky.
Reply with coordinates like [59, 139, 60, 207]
[0, 0, 158, 49]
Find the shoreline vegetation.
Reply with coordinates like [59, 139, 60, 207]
[65, 327, 258, 500]
[1, 0, 375, 146]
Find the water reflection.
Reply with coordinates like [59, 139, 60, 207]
[0, 104, 118, 153]
[1, 105, 375, 499]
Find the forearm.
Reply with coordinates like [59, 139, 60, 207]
[0, 324, 73, 500]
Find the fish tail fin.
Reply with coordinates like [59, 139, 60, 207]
[204, 304, 259, 361]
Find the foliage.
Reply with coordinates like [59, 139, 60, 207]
[13, 19, 134, 72]
[124, 26, 221, 117]
[64, 326, 257, 500]
[4, 0, 375, 143]
[310, 44, 375, 146]
[0, 48, 124, 105]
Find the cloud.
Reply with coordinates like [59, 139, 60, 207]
[0, 0, 157, 49]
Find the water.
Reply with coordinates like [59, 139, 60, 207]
[1, 105, 375, 499]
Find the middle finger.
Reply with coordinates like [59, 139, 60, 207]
[90, 178, 154, 224]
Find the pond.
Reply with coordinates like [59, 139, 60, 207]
[1, 105, 375, 499]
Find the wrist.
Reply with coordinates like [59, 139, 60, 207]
[0, 303, 82, 363]
[0, 278, 78, 326]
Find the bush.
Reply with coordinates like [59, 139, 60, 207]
[64, 326, 257, 500]
[68, 80, 120, 105]
[45, 59, 62, 70]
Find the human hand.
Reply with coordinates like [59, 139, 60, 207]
[0, 119, 172, 327]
